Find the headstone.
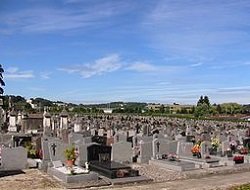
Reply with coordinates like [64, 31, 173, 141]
[200, 141, 211, 158]
[8, 110, 17, 132]
[98, 129, 104, 136]
[152, 138, 160, 159]
[111, 141, 133, 163]
[60, 109, 68, 129]
[74, 123, 82, 133]
[221, 141, 230, 155]
[137, 140, 152, 163]
[176, 142, 193, 157]
[75, 144, 88, 166]
[47, 139, 68, 162]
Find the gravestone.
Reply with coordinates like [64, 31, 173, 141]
[1, 147, 27, 171]
[152, 138, 160, 159]
[46, 139, 68, 162]
[176, 142, 193, 158]
[200, 141, 211, 158]
[41, 139, 50, 161]
[175, 134, 186, 142]
[74, 123, 82, 133]
[61, 129, 69, 144]
[111, 141, 133, 163]
[60, 109, 68, 129]
[114, 133, 127, 143]
[75, 144, 88, 166]
[8, 110, 17, 132]
[87, 144, 111, 162]
[221, 141, 230, 155]
[98, 129, 104, 136]
[137, 140, 152, 164]
[68, 133, 83, 145]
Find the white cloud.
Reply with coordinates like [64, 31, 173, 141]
[126, 62, 158, 72]
[190, 62, 203, 67]
[40, 72, 51, 80]
[5, 67, 34, 79]
[60, 54, 122, 78]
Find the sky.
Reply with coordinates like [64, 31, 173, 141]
[1, 0, 250, 104]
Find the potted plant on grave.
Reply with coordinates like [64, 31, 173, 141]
[64, 146, 77, 168]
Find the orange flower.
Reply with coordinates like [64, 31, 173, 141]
[191, 144, 200, 153]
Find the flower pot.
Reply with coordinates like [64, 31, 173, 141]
[234, 160, 244, 164]
[66, 160, 74, 167]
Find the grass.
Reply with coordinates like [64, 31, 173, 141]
[229, 184, 250, 190]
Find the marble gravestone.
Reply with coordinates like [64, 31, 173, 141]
[152, 138, 178, 159]
[200, 141, 211, 158]
[176, 142, 193, 158]
[44, 139, 68, 163]
[137, 140, 153, 164]
[111, 141, 133, 163]
[221, 141, 230, 155]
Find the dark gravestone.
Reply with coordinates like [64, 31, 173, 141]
[186, 136, 195, 143]
[91, 136, 107, 145]
[87, 144, 111, 162]
[243, 138, 250, 148]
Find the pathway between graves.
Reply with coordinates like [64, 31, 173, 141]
[93, 171, 250, 190]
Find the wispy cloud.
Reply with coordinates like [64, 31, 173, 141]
[5, 67, 34, 79]
[126, 62, 158, 72]
[217, 86, 250, 93]
[143, 0, 250, 67]
[190, 62, 203, 67]
[0, 2, 133, 34]
[40, 72, 51, 80]
[60, 54, 122, 78]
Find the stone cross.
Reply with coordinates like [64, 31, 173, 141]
[51, 143, 57, 156]
[156, 141, 160, 153]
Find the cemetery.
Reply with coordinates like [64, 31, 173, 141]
[1, 105, 250, 188]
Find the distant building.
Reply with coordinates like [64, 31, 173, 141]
[146, 103, 193, 114]
[103, 108, 113, 114]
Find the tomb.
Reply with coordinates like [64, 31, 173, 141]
[87, 144, 140, 179]
[47, 161, 98, 183]
[149, 159, 195, 172]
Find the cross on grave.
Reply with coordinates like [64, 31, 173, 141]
[51, 143, 57, 156]
[156, 141, 160, 153]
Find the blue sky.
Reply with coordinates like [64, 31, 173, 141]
[1, 0, 250, 104]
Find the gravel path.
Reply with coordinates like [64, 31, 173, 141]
[2, 165, 250, 190]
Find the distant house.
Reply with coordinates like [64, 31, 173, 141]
[103, 108, 113, 114]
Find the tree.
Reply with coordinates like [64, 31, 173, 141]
[203, 96, 210, 107]
[197, 96, 204, 106]
[194, 95, 211, 118]
[0, 64, 5, 95]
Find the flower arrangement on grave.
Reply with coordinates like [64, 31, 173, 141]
[211, 137, 219, 151]
[64, 146, 77, 168]
[240, 147, 248, 155]
[233, 155, 244, 164]
[230, 140, 238, 153]
[191, 143, 201, 157]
